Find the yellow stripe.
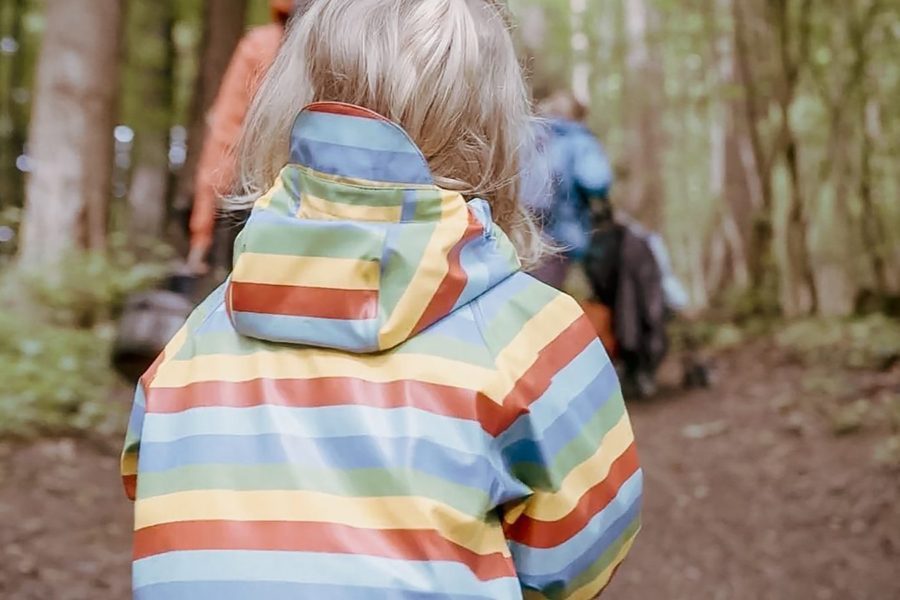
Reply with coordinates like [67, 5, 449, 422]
[484, 294, 583, 403]
[121, 452, 137, 476]
[150, 349, 497, 393]
[569, 535, 637, 600]
[255, 178, 283, 210]
[300, 165, 436, 191]
[510, 414, 634, 522]
[233, 253, 379, 290]
[299, 192, 403, 222]
[134, 490, 510, 557]
[378, 190, 469, 349]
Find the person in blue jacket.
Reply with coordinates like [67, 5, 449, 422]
[524, 90, 613, 288]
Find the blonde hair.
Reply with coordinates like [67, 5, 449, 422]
[231, 0, 547, 267]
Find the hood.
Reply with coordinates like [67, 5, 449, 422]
[226, 102, 521, 353]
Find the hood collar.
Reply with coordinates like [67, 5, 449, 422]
[226, 103, 520, 353]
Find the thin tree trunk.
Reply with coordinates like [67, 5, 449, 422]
[708, 0, 751, 293]
[128, 0, 176, 245]
[859, 98, 888, 294]
[18, 0, 124, 270]
[171, 0, 248, 228]
[733, 0, 778, 312]
[622, 0, 665, 231]
[0, 0, 28, 210]
[773, 0, 818, 314]
[569, 0, 591, 106]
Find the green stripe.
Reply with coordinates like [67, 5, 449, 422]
[295, 167, 408, 208]
[411, 187, 447, 222]
[511, 391, 626, 490]
[482, 280, 559, 351]
[396, 331, 495, 368]
[173, 330, 259, 360]
[378, 221, 438, 318]
[137, 464, 489, 517]
[239, 219, 386, 261]
[559, 519, 641, 597]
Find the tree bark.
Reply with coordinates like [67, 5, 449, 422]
[708, 0, 751, 294]
[171, 0, 248, 227]
[772, 0, 818, 314]
[733, 0, 779, 313]
[622, 0, 665, 231]
[0, 0, 28, 211]
[127, 0, 176, 245]
[17, 0, 124, 270]
[569, 0, 591, 106]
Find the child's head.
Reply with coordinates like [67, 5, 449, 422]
[235, 0, 544, 266]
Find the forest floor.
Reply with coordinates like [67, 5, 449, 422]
[0, 340, 898, 600]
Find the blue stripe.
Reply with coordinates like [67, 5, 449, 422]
[497, 343, 615, 455]
[419, 307, 488, 347]
[472, 273, 536, 322]
[510, 470, 643, 578]
[401, 188, 419, 222]
[135, 580, 499, 600]
[137, 434, 497, 489]
[141, 405, 492, 452]
[293, 111, 426, 156]
[293, 138, 433, 185]
[455, 237, 519, 311]
[230, 311, 379, 353]
[133, 551, 521, 597]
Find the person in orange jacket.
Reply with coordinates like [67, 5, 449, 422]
[185, 0, 295, 274]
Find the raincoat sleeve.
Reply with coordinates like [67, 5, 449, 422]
[498, 334, 641, 598]
[189, 27, 275, 253]
[571, 133, 613, 201]
[120, 381, 147, 501]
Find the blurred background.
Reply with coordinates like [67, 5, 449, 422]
[0, 0, 898, 598]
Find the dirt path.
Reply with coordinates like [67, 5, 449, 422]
[1, 344, 898, 599]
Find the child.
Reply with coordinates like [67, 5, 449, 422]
[121, 1, 641, 598]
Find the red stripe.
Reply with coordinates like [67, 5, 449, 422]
[229, 281, 378, 320]
[503, 443, 640, 548]
[306, 102, 389, 121]
[122, 474, 137, 501]
[483, 316, 597, 435]
[133, 520, 514, 581]
[412, 213, 484, 335]
[147, 377, 507, 431]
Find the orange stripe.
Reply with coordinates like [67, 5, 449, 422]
[146, 377, 508, 433]
[229, 281, 378, 320]
[133, 520, 515, 581]
[503, 443, 640, 548]
[123, 474, 137, 501]
[307, 102, 389, 121]
[485, 316, 597, 435]
[412, 212, 483, 335]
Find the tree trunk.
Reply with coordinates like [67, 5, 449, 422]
[622, 0, 665, 231]
[772, 0, 818, 314]
[127, 0, 176, 246]
[569, 0, 591, 106]
[0, 0, 28, 211]
[171, 0, 248, 229]
[859, 98, 888, 295]
[708, 0, 751, 295]
[17, 0, 124, 270]
[733, 0, 779, 313]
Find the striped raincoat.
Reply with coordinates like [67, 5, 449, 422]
[122, 102, 642, 599]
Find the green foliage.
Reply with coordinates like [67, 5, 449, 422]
[0, 310, 122, 438]
[775, 315, 900, 370]
[16, 234, 171, 326]
[0, 243, 170, 438]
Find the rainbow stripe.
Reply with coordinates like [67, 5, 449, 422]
[122, 102, 641, 598]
